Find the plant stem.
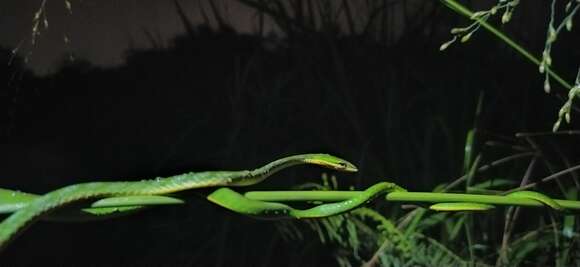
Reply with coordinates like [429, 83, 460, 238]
[441, 0, 573, 90]
[503, 164, 580, 194]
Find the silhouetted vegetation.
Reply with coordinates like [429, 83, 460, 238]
[1, 1, 579, 266]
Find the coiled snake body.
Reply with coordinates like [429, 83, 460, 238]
[0, 154, 357, 251]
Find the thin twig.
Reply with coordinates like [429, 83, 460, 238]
[497, 156, 538, 266]
[444, 152, 537, 191]
[361, 238, 391, 267]
[516, 131, 580, 137]
[503, 164, 580, 194]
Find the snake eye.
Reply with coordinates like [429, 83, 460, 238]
[338, 162, 348, 169]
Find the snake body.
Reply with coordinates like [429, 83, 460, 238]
[0, 189, 186, 221]
[3, 152, 569, 253]
[207, 182, 407, 218]
[0, 153, 357, 251]
[429, 202, 495, 211]
[506, 190, 563, 211]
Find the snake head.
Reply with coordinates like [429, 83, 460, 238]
[304, 154, 358, 172]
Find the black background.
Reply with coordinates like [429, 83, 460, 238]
[1, 1, 579, 266]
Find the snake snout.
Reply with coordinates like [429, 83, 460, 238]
[338, 161, 358, 172]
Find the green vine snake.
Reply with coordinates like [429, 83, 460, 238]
[0, 153, 357, 251]
[207, 181, 407, 219]
[0, 153, 574, 253]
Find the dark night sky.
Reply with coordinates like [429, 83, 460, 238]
[0, 0, 260, 75]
